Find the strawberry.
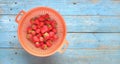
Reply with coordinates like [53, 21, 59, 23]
[41, 25, 48, 33]
[45, 20, 51, 25]
[50, 37, 54, 41]
[26, 34, 32, 40]
[44, 14, 50, 20]
[32, 24, 37, 30]
[40, 42, 44, 46]
[35, 42, 40, 48]
[31, 30, 36, 35]
[26, 13, 58, 50]
[37, 25, 41, 29]
[30, 18, 35, 24]
[39, 36, 44, 42]
[36, 29, 40, 34]
[51, 20, 57, 27]
[49, 31, 55, 37]
[46, 40, 52, 47]
[41, 44, 47, 50]
[43, 32, 50, 40]
[38, 15, 45, 21]
[27, 27, 32, 33]
[37, 33, 42, 37]
[52, 28, 57, 33]
[33, 36, 39, 42]
[43, 32, 49, 37]
[47, 24, 52, 31]
[34, 19, 40, 25]
[36, 33, 42, 38]
[39, 22, 44, 27]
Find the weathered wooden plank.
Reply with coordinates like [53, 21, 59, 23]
[0, 32, 120, 49]
[1, 15, 120, 32]
[0, 0, 120, 15]
[0, 49, 120, 64]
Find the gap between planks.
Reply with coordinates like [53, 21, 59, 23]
[0, 47, 120, 50]
[2, 31, 120, 33]
[67, 32, 120, 33]
[1, 14, 120, 16]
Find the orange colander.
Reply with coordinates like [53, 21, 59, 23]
[15, 7, 68, 57]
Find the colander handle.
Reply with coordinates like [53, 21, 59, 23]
[58, 39, 68, 53]
[15, 10, 26, 23]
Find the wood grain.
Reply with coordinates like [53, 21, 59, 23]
[0, 49, 120, 64]
[0, 0, 120, 15]
[0, 0, 120, 64]
[0, 32, 120, 49]
[1, 15, 120, 32]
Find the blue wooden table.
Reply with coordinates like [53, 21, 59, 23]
[0, 0, 120, 64]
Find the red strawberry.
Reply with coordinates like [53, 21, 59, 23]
[45, 20, 51, 25]
[52, 28, 57, 33]
[27, 27, 32, 33]
[49, 31, 55, 37]
[46, 40, 52, 47]
[26, 13, 58, 50]
[47, 24, 52, 31]
[37, 26, 41, 29]
[40, 42, 44, 46]
[36, 29, 40, 33]
[38, 15, 45, 21]
[31, 30, 36, 35]
[26, 34, 32, 40]
[36, 33, 42, 37]
[33, 36, 39, 42]
[35, 42, 40, 48]
[41, 44, 47, 50]
[34, 19, 39, 25]
[30, 18, 35, 24]
[43, 32, 50, 40]
[32, 24, 37, 30]
[51, 20, 57, 27]
[44, 14, 50, 20]
[39, 36, 44, 42]
[50, 37, 54, 41]
[39, 22, 44, 27]
[41, 25, 48, 33]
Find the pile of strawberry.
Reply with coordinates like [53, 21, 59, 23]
[26, 14, 58, 50]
